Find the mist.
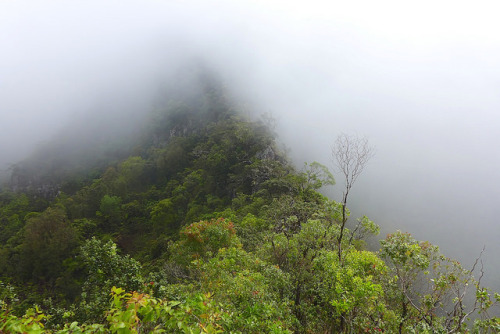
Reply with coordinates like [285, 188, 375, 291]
[2, 0, 500, 290]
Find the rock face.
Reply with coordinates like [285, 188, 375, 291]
[256, 146, 277, 161]
[9, 165, 60, 199]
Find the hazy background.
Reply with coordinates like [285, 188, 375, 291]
[1, 0, 499, 290]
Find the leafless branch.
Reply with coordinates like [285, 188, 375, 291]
[332, 134, 374, 193]
[331, 133, 374, 261]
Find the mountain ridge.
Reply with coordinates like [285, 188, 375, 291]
[0, 72, 498, 332]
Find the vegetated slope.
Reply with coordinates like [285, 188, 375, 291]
[0, 73, 498, 333]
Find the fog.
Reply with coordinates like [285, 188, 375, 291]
[1, 0, 500, 290]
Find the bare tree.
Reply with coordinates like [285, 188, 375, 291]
[332, 133, 374, 261]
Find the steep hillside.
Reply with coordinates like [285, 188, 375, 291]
[0, 74, 498, 333]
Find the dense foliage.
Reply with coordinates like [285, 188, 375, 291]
[0, 76, 498, 333]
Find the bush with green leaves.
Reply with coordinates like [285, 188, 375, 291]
[173, 218, 241, 264]
[381, 231, 500, 333]
[1, 287, 224, 333]
[313, 249, 395, 332]
[195, 247, 294, 333]
[76, 238, 144, 322]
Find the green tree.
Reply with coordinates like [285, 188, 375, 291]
[260, 219, 337, 331]
[196, 247, 294, 333]
[97, 194, 123, 231]
[150, 198, 182, 234]
[380, 231, 500, 333]
[0, 192, 30, 243]
[19, 207, 78, 288]
[313, 249, 394, 333]
[77, 238, 143, 322]
[173, 218, 240, 264]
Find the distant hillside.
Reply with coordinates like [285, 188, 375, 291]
[6, 65, 240, 198]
